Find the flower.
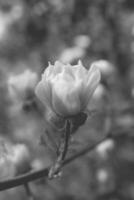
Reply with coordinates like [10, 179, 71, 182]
[35, 60, 101, 117]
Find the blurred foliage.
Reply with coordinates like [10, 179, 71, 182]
[0, 0, 134, 200]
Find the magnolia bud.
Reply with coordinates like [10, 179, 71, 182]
[35, 60, 101, 118]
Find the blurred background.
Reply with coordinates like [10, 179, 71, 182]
[0, 0, 134, 199]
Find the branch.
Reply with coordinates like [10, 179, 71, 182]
[0, 134, 108, 191]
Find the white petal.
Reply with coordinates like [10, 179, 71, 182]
[52, 74, 81, 116]
[84, 65, 101, 108]
[54, 61, 64, 74]
[35, 80, 52, 109]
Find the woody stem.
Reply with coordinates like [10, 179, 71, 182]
[48, 119, 71, 178]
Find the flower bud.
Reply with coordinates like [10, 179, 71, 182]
[35, 60, 101, 118]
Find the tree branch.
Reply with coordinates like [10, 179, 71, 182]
[0, 134, 108, 191]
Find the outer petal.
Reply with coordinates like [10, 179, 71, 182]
[35, 80, 52, 109]
[83, 64, 101, 108]
[43, 63, 54, 79]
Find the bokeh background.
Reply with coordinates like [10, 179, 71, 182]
[0, 0, 134, 199]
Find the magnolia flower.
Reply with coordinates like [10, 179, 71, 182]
[35, 60, 101, 117]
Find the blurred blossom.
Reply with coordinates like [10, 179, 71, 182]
[0, 140, 30, 179]
[93, 60, 115, 78]
[8, 69, 38, 102]
[0, 140, 15, 180]
[74, 35, 91, 49]
[8, 144, 31, 175]
[97, 168, 108, 183]
[0, 11, 10, 40]
[10, 4, 23, 22]
[59, 35, 90, 63]
[96, 139, 114, 159]
[92, 83, 106, 101]
[96, 168, 115, 194]
[35, 60, 101, 117]
[31, 158, 46, 170]
[0, 4, 23, 41]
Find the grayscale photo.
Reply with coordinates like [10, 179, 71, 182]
[0, 0, 133, 200]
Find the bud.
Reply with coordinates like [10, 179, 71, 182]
[35, 60, 101, 118]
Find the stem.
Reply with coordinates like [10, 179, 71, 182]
[48, 119, 71, 178]
[58, 119, 71, 161]
[0, 134, 108, 191]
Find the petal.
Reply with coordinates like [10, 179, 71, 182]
[54, 61, 64, 74]
[83, 64, 101, 108]
[73, 60, 87, 80]
[51, 74, 81, 116]
[45, 63, 54, 76]
[35, 80, 52, 109]
[65, 64, 75, 79]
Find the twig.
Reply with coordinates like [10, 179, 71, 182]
[0, 134, 108, 191]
